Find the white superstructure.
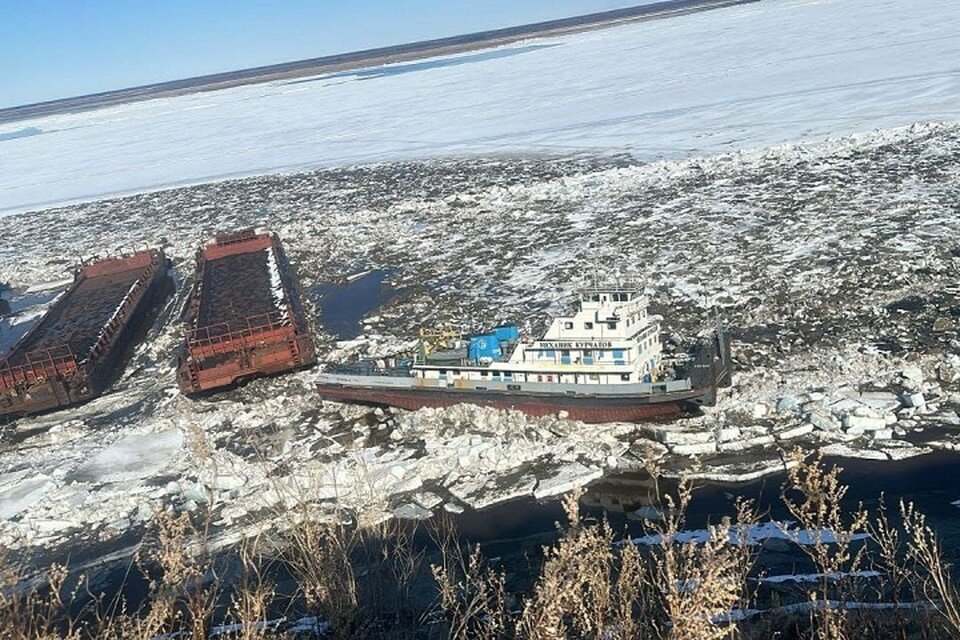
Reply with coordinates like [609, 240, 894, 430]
[413, 284, 662, 386]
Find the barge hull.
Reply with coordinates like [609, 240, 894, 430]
[0, 250, 171, 419]
[177, 229, 316, 394]
[316, 383, 708, 423]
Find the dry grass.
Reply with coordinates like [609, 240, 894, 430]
[3, 450, 960, 639]
[780, 451, 869, 640]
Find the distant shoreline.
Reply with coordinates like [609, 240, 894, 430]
[0, 0, 756, 124]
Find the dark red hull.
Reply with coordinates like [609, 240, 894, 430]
[316, 383, 708, 423]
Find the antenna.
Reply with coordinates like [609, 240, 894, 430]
[589, 239, 602, 287]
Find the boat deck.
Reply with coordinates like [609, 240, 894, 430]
[198, 249, 279, 330]
[5, 253, 161, 367]
[177, 230, 316, 394]
[7, 270, 139, 365]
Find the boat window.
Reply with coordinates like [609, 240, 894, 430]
[564, 321, 574, 330]
[507, 384, 520, 391]
[584, 322, 593, 330]
[613, 349, 624, 358]
[545, 349, 555, 357]
[561, 349, 570, 356]
[621, 373, 631, 381]
[481, 371, 488, 377]
[608, 321, 617, 330]
[547, 375, 554, 382]
[439, 369, 447, 375]
[583, 349, 593, 356]
[591, 294, 600, 301]
[589, 374, 600, 381]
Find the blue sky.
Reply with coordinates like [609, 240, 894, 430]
[1, 0, 644, 108]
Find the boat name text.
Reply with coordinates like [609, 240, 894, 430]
[538, 341, 613, 349]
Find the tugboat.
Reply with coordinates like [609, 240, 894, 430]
[316, 284, 732, 423]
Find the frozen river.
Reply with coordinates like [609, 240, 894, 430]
[0, 0, 958, 214]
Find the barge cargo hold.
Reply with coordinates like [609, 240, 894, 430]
[316, 284, 732, 423]
[177, 229, 316, 394]
[0, 250, 171, 419]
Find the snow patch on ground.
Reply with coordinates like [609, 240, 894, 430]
[759, 571, 881, 585]
[631, 521, 871, 546]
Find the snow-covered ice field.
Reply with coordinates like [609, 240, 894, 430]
[0, 0, 958, 214]
[1, 122, 959, 556]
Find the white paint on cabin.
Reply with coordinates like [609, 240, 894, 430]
[413, 285, 662, 386]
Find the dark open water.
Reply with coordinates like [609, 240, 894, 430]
[457, 453, 960, 557]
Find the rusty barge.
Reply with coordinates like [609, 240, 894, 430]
[0, 250, 171, 419]
[177, 230, 316, 394]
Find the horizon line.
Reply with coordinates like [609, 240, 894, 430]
[0, 0, 755, 122]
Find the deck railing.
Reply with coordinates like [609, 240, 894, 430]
[0, 344, 79, 390]
[87, 265, 156, 362]
[185, 310, 294, 357]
